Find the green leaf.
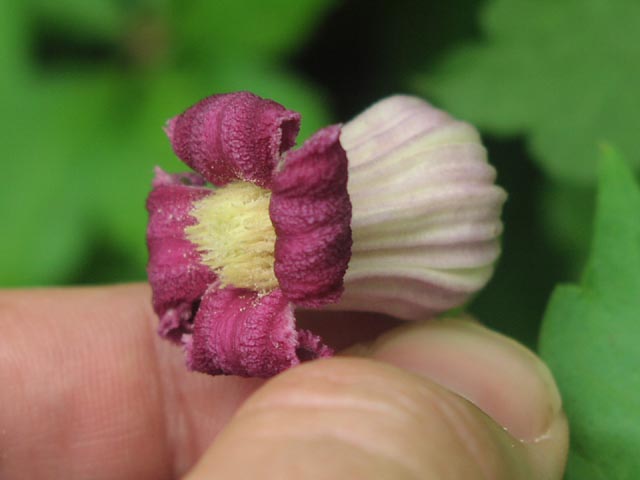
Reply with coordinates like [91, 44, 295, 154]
[419, 0, 640, 183]
[539, 147, 640, 478]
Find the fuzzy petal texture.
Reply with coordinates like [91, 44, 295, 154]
[146, 168, 217, 342]
[335, 95, 507, 321]
[165, 91, 301, 188]
[186, 287, 332, 377]
[270, 125, 352, 308]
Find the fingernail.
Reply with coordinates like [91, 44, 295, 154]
[364, 316, 563, 442]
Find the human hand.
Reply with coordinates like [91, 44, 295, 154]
[0, 284, 567, 479]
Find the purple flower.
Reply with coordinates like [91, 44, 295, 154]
[147, 92, 350, 377]
[147, 92, 506, 378]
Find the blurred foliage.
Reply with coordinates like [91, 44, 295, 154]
[540, 148, 640, 478]
[418, 0, 640, 184]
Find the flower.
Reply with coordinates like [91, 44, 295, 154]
[147, 92, 350, 377]
[147, 92, 506, 378]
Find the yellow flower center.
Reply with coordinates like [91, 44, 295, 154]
[185, 181, 278, 292]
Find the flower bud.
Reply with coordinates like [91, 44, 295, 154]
[335, 95, 507, 320]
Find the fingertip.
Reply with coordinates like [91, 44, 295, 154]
[362, 316, 568, 478]
[185, 358, 539, 479]
[365, 317, 562, 441]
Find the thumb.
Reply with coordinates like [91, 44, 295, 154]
[185, 317, 568, 480]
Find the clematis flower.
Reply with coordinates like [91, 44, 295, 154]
[146, 92, 506, 378]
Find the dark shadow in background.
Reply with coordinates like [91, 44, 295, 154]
[69, 232, 145, 286]
[33, 19, 118, 68]
[293, 0, 486, 118]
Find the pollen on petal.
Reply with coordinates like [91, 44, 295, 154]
[185, 181, 279, 292]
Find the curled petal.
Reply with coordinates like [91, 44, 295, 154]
[186, 287, 332, 377]
[270, 125, 352, 307]
[165, 91, 301, 188]
[334, 95, 507, 321]
[146, 168, 216, 342]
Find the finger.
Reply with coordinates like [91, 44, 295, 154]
[365, 317, 568, 479]
[185, 319, 567, 480]
[0, 284, 263, 480]
[0, 285, 401, 479]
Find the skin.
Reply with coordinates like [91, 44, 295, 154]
[0, 284, 568, 479]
